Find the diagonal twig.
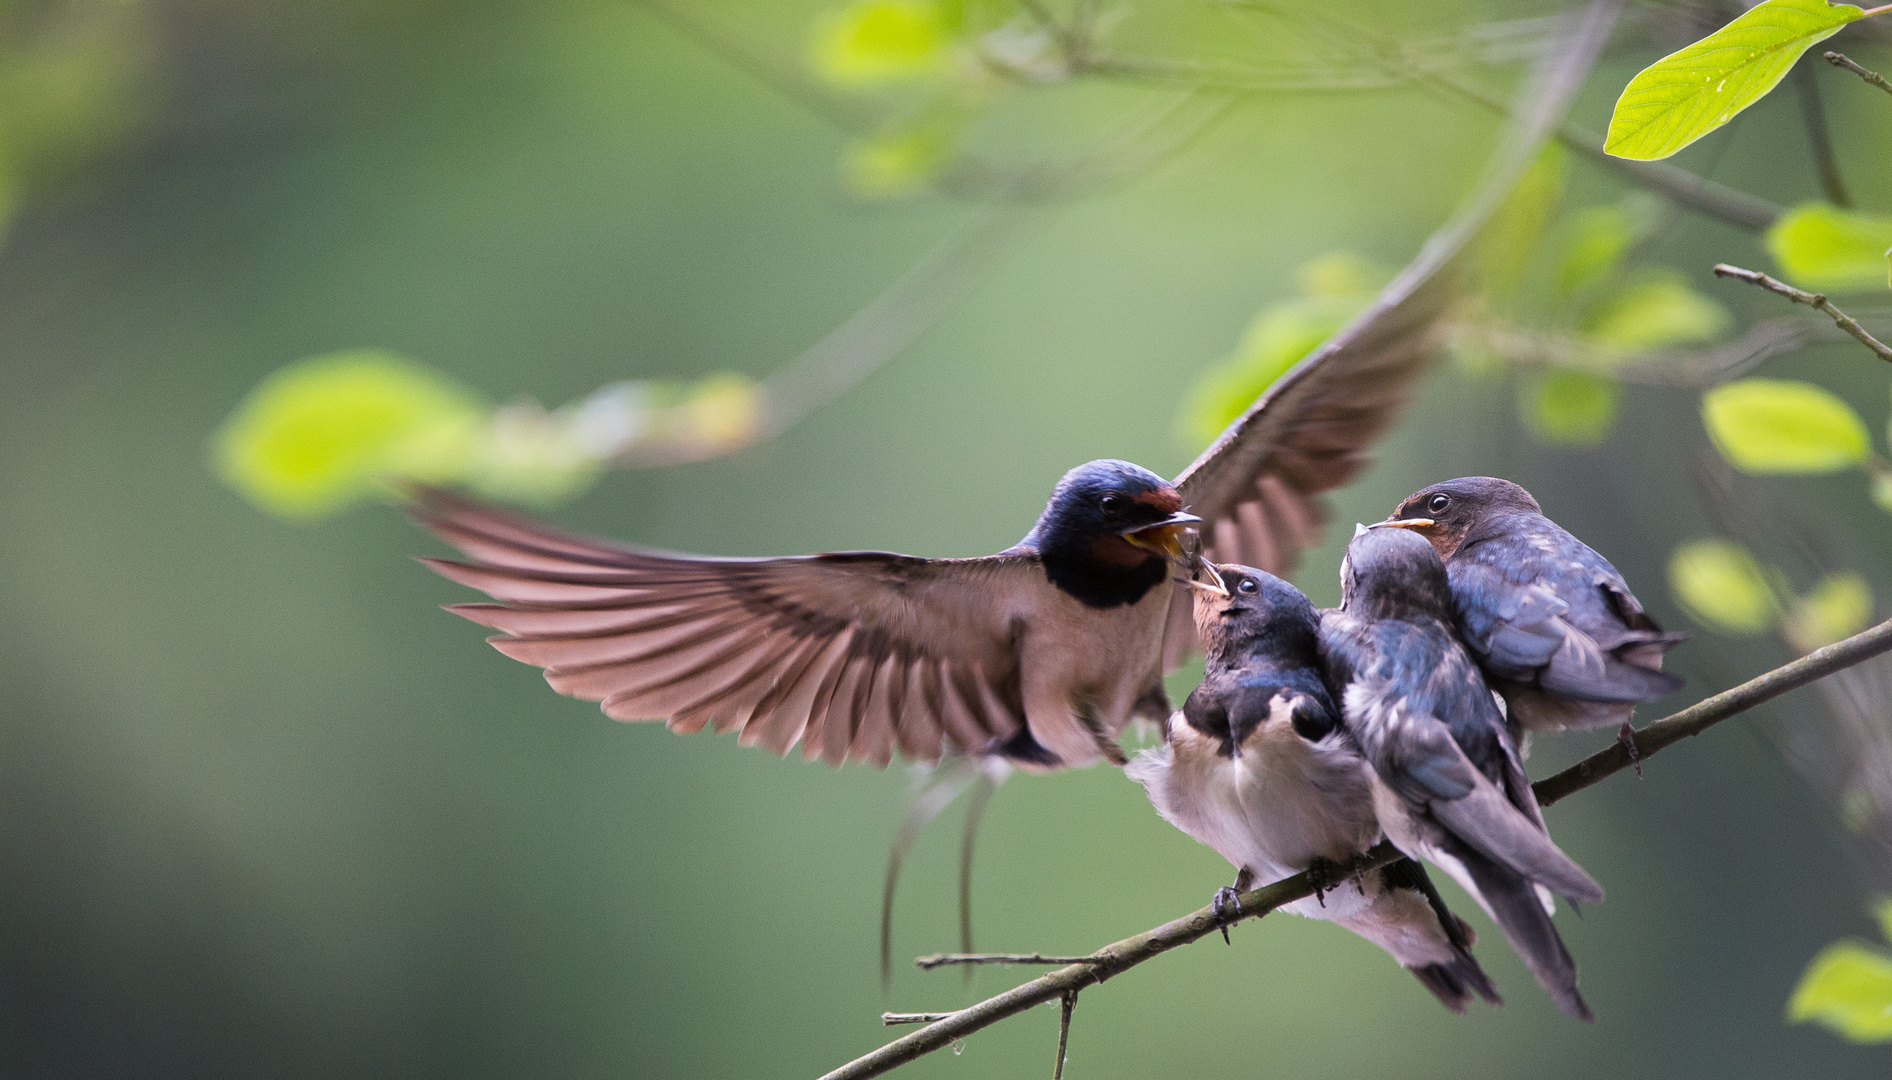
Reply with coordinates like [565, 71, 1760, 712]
[1713, 264, 1892, 364]
[915, 952, 1097, 970]
[819, 615, 1892, 1080]
[1825, 51, 1892, 96]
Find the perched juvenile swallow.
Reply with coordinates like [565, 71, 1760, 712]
[1379, 477, 1684, 735]
[1127, 563, 1499, 1013]
[1319, 525, 1604, 1020]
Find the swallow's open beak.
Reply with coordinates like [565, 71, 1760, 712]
[1183, 560, 1229, 598]
[1123, 511, 1201, 562]
[1372, 517, 1435, 531]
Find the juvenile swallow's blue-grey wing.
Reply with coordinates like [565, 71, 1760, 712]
[1451, 540, 1684, 707]
[412, 488, 1034, 768]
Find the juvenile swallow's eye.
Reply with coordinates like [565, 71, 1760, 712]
[1099, 494, 1122, 514]
[1237, 578, 1259, 594]
[1427, 493, 1450, 514]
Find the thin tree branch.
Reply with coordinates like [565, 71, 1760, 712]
[818, 843, 1403, 1080]
[915, 953, 1097, 970]
[1825, 51, 1892, 96]
[1052, 993, 1076, 1080]
[1537, 616, 1892, 807]
[820, 615, 1892, 1080]
[1427, 74, 1784, 231]
[1793, 56, 1851, 208]
[1713, 264, 1892, 364]
[880, 1013, 955, 1027]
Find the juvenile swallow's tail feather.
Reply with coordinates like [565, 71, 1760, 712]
[1432, 786, 1604, 905]
[1459, 846, 1592, 1021]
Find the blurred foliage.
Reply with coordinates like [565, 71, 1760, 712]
[1785, 572, 1874, 652]
[1173, 252, 1384, 449]
[1789, 898, 1892, 1043]
[216, 352, 766, 518]
[1668, 538, 1779, 634]
[1449, 147, 1728, 446]
[1702, 378, 1872, 475]
[0, 0, 154, 236]
[1519, 370, 1619, 445]
[1766, 202, 1892, 291]
[1604, 0, 1867, 161]
[810, 0, 960, 86]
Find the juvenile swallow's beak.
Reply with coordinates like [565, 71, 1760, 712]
[1372, 517, 1434, 531]
[1124, 511, 1201, 562]
[1183, 561, 1229, 598]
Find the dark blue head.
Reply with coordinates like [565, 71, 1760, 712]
[1024, 459, 1200, 608]
[1188, 561, 1319, 662]
[1339, 523, 1455, 621]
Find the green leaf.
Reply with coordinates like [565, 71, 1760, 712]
[1605, 0, 1865, 161]
[1766, 203, 1892, 291]
[1669, 538, 1778, 634]
[1556, 200, 1654, 302]
[1477, 144, 1565, 302]
[1702, 378, 1871, 474]
[1874, 470, 1892, 515]
[1785, 573, 1873, 652]
[810, 0, 954, 87]
[1583, 271, 1730, 351]
[212, 350, 485, 519]
[1788, 940, 1892, 1042]
[1177, 299, 1357, 449]
[1876, 898, 1892, 945]
[1519, 370, 1619, 445]
[841, 123, 952, 198]
[1176, 255, 1383, 450]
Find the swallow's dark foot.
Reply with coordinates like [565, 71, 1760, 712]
[1306, 856, 1345, 908]
[1211, 887, 1241, 944]
[1618, 721, 1642, 778]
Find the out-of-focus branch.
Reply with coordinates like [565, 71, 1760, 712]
[1794, 56, 1851, 208]
[821, 616, 1892, 1080]
[1826, 51, 1892, 95]
[1714, 264, 1892, 364]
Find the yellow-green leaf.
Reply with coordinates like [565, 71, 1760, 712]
[1584, 272, 1729, 351]
[1766, 203, 1892, 291]
[1702, 378, 1871, 474]
[1786, 573, 1873, 652]
[1669, 538, 1777, 634]
[810, 0, 953, 87]
[213, 350, 485, 519]
[1605, 0, 1865, 161]
[1478, 144, 1565, 301]
[841, 126, 950, 198]
[1788, 940, 1892, 1042]
[1176, 298, 1357, 450]
[1520, 370, 1619, 445]
[1556, 201, 1652, 301]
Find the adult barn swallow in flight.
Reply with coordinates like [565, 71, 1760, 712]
[1379, 477, 1684, 736]
[1320, 525, 1604, 1020]
[1128, 562, 1499, 1013]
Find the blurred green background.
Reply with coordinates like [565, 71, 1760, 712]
[4, 0, 1892, 1076]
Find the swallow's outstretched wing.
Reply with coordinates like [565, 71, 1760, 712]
[412, 489, 1032, 767]
[1163, 0, 1621, 669]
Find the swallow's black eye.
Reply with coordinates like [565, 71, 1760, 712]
[1237, 578, 1259, 594]
[1427, 493, 1450, 514]
[1100, 494, 1122, 514]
